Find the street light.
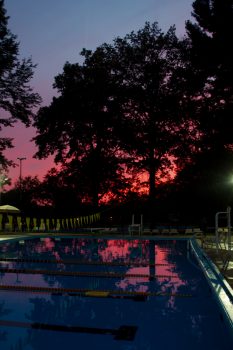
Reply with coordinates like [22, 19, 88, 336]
[17, 157, 26, 182]
[17, 157, 26, 202]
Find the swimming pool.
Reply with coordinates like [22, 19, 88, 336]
[0, 236, 232, 350]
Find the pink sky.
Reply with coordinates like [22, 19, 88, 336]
[2, 0, 193, 186]
[3, 122, 55, 186]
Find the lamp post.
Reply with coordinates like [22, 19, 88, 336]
[17, 157, 26, 202]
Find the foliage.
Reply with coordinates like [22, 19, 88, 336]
[32, 8, 233, 219]
[3, 175, 42, 212]
[33, 22, 201, 211]
[186, 0, 233, 149]
[104, 22, 201, 208]
[162, 0, 233, 222]
[37, 168, 84, 216]
[0, 0, 41, 168]
[33, 46, 131, 206]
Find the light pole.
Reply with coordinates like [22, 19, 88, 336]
[17, 157, 26, 203]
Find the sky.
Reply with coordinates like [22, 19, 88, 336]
[2, 0, 194, 185]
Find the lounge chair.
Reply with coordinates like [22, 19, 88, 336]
[185, 228, 193, 235]
[169, 228, 179, 235]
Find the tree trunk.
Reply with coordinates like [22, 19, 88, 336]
[148, 152, 157, 230]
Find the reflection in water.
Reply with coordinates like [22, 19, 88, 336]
[149, 240, 155, 281]
[0, 238, 232, 350]
[0, 239, 191, 298]
[0, 300, 11, 344]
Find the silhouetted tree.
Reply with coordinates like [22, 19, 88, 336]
[4, 175, 43, 214]
[33, 22, 200, 216]
[33, 48, 131, 207]
[166, 147, 233, 224]
[186, 0, 233, 150]
[37, 168, 83, 216]
[0, 0, 41, 168]
[164, 0, 233, 218]
[104, 22, 199, 226]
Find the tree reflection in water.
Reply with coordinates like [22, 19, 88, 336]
[0, 238, 227, 350]
[0, 238, 198, 300]
[0, 301, 11, 342]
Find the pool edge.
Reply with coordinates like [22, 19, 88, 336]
[190, 238, 233, 340]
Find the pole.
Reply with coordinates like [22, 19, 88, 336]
[17, 157, 26, 203]
[140, 214, 143, 235]
[227, 206, 231, 251]
[132, 214, 135, 225]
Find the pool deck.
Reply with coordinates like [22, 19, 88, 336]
[0, 231, 233, 290]
[201, 244, 233, 289]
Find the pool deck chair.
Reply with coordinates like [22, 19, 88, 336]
[193, 227, 202, 235]
[152, 228, 160, 234]
[185, 228, 193, 235]
[160, 228, 170, 235]
[169, 228, 179, 235]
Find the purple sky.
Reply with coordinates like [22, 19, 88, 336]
[2, 0, 193, 185]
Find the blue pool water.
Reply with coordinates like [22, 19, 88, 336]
[0, 237, 232, 350]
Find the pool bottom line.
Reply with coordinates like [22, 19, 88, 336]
[0, 319, 137, 341]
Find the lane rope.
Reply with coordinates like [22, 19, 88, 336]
[0, 267, 179, 279]
[0, 257, 172, 267]
[0, 284, 193, 298]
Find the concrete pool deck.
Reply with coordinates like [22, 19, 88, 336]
[0, 231, 233, 290]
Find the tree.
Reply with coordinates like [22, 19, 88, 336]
[171, 0, 233, 216]
[104, 22, 199, 225]
[0, 0, 41, 168]
[3, 175, 42, 211]
[186, 0, 233, 150]
[37, 168, 83, 216]
[33, 22, 200, 216]
[33, 47, 131, 207]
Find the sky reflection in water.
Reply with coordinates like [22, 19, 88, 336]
[0, 238, 231, 350]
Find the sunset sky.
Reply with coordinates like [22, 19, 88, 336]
[2, 0, 193, 185]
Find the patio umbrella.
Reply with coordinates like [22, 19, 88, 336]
[0, 205, 21, 214]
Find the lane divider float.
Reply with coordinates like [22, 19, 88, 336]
[0, 267, 179, 279]
[0, 284, 193, 298]
[0, 257, 173, 267]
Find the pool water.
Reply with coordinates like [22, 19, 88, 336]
[0, 237, 232, 350]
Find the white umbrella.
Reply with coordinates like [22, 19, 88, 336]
[0, 205, 21, 214]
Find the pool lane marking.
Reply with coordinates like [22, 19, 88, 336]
[0, 257, 172, 267]
[85, 291, 110, 297]
[0, 267, 179, 279]
[0, 284, 193, 298]
[0, 319, 137, 341]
